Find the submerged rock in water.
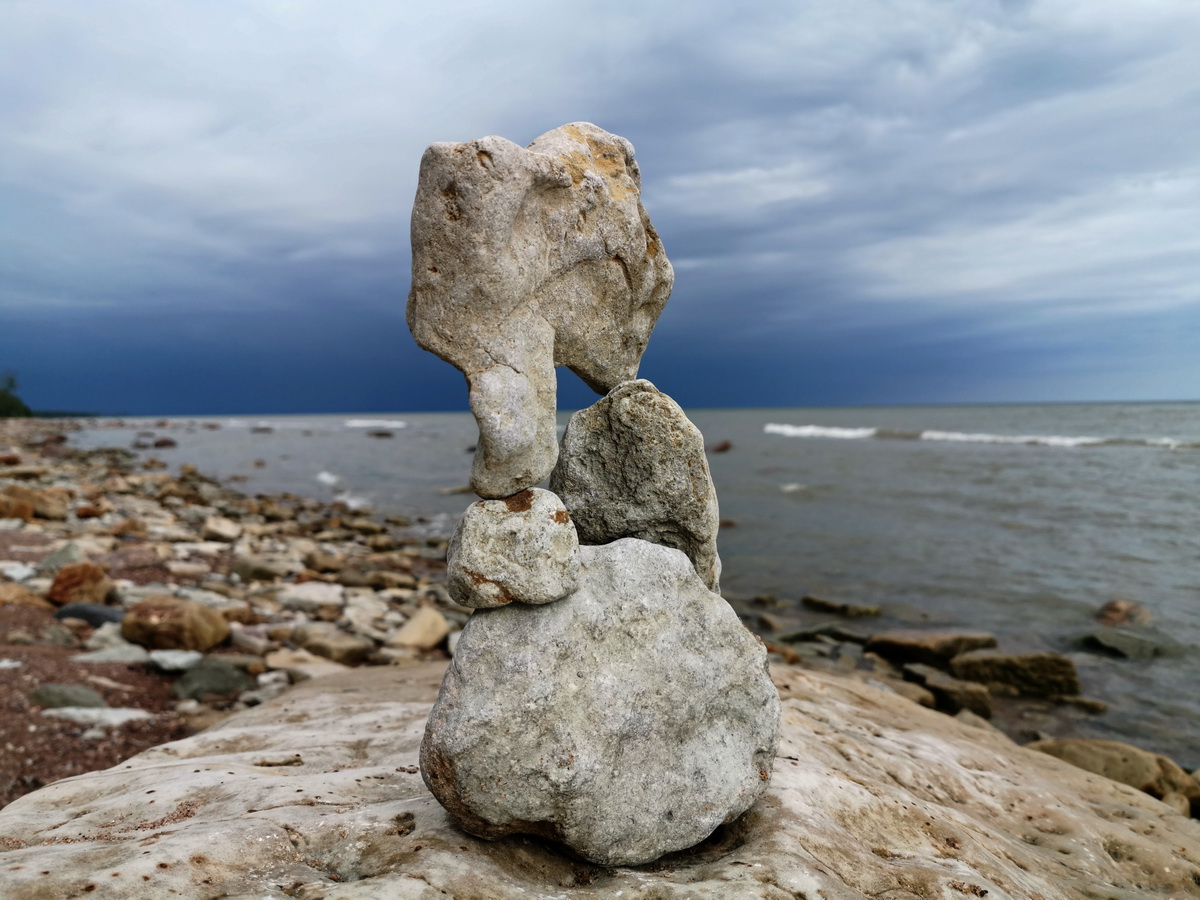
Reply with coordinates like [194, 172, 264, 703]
[950, 648, 1081, 697]
[421, 539, 778, 865]
[407, 123, 673, 499]
[550, 380, 721, 591]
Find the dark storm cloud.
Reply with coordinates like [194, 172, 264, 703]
[2, 0, 1198, 413]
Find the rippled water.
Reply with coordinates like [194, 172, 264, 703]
[75, 401, 1200, 766]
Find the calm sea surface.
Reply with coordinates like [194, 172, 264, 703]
[75, 402, 1200, 767]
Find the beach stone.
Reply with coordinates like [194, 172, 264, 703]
[148, 649, 204, 671]
[31, 683, 107, 709]
[6, 664, 1199, 898]
[264, 647, 349, 682]
[864, 628, 998, 666]
[386, 605, 450, 651]
[74, 643, 151, 664]
[121, 595, 231, 652]
[294, 623, 375, 665]
[0, 560, 37, 581]
[0, 582, 52, 609]
[1095, 598, 1152, 626]
[903, 662, 991, 718]
[408, 122, 673, 499]
[35, 541, 84, 575]
[550, 380, 721, 591]
[950, 648, 1081, 697]
[276, 580, 346, 615]
[445, 488, 580, 608]
[232, 552, 299, 582]
[1, 483, 68, 519]
[54, 602, 123, 626]
[1079, 627, 1184, 659]
[422, 539, 778, 865]
[1028, 738, 1200, 811]
[202, 515, 242, 542]
[0, 496, 34, 521]
[46, 562, 116, 607]
[171, 657, 255, 700]
[40, 707, 153, 728]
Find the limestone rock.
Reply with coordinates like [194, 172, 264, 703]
[276, 580, 346, 615]
[35, 541, 84, 576]
[0, 582, 52, 609]
[422, 539, 778, 865]
[864, 629, 998, 666]
[46, 562, 115, 607]
[295, 622, 375, 665]
[386, 605, 450, 651]
[446, 487, 580, 608]
[120, 595, 231, 652]
[264, 647, 350, 682]
[1, 483, 68, 519]
[903, 662, 991, 717]
[4, 663, 1200, 898]
[202, 515, 242, 542]
[550, 380, 721, 591]
[950, 648, 1081, 696]
[408, 122, 673, 498]
[1028, 738, 1200, 809]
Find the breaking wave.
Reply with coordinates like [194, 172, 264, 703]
[764, 423, 1198, 450]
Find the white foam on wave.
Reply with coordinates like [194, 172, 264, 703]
[316, 470, 340, 485]
[345, 419, 407, 429]
[764, 423, 877, 440]
[335, 491, 370, 510]
[918, 430, 1105, 447]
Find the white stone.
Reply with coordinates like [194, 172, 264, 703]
[407, 122, 673, 498]
[276, 580, 346, 614]
[445, 487, 580, 608]
[202, 515, 243, 542]
[422, 539, 777, 865]
[148, 649, 204, 671]
[40, 707, 154, 727]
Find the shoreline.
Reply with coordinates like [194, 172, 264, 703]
[1, 416, 1197, 820]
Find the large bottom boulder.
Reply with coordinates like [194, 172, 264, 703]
[421, 538, 780, 866]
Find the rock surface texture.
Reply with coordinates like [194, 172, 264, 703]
[3, 662, 1199, 899]
[445, 487, 580, 608]
[407, 122, 673, 498]
[424, 539, 777, 865]
[550, 379, 721, 591]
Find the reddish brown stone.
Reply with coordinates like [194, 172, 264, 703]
[121, 596, 230, 652]
[46, 562, 115, 607]
[0, 583, 52, 609]
[0, 484, 68, 520]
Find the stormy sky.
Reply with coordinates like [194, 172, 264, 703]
[2, 0, 1198, 414]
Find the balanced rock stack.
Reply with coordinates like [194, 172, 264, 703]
[408, 122, 779, 866]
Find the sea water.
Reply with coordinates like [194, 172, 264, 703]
[74, 402, 1200, 767]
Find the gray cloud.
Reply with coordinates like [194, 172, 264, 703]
[2, 0, 1198, 409]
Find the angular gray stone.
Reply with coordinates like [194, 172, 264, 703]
[550, 379, 721, 591]
[31, 683, 107, 709]
[408, 122, 673, 499]
[445, 487, 580, 608]
[421, 539, 778, 866]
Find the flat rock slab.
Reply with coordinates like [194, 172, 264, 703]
[2, 665, 1199, 898]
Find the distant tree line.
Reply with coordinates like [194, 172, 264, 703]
[0, 372, 32, 418]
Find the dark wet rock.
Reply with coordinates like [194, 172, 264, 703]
[950, 649, 1081, 697]
[53, 603, 124, 627]
[1078, 628, 1185, 660]
[801, 594, 881, 617]
[903, 663, 991, 718]
[864, 629, 998, 666]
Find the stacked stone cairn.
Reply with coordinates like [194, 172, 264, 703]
[407, 122, 780, 866]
